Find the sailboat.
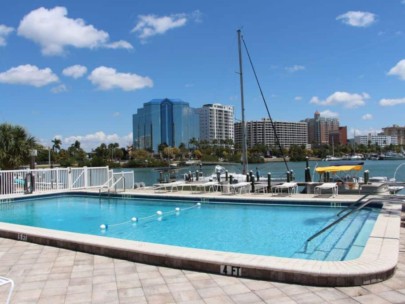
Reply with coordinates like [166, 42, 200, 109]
[324, 140, 343, 161]
[236, 29, 290, 177]
[237, 29, 248, 175]
[201, 30, 290, 184]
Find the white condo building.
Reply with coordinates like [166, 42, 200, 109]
[235, 119, 308, 149]
[199, 104, 234, 143]
[354, 134, 398, 147]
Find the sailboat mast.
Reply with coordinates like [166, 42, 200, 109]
[238, 29, 248, 175]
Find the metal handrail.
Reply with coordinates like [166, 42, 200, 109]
[101, 176, 114, 189]
[336, 193, 371, 217]
[305, 198, 375, 247]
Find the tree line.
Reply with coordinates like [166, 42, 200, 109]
[1, 123, 404, 170]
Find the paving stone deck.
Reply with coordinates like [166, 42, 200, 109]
[0, 225, 403, 304]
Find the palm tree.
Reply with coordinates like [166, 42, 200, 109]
[51, 138, 62, 153]
[50, 137, 62, 168]
[0, 123, 36, 169]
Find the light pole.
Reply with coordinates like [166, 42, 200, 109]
[48, 147, 51, 168]
[29, 149, 37, 169]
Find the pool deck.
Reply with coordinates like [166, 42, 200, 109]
[0, 227, 404, 303]
[0, 189, 404, 303]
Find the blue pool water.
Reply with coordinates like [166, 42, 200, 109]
[0, 195, 380, 261]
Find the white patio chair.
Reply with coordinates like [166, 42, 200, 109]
[272, 182, 298, 196]
[0, 276, 14, 304]
[314, 182, 338, 197]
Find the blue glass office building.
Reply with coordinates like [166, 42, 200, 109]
[132, 98, 200, 152]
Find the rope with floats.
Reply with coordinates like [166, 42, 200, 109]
[99, 202, 202, 230]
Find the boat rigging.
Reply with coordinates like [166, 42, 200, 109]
[237, 29, 290, 173]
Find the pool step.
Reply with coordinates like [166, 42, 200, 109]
[344, 211, 378, 260]
[292, 208, 375, 261]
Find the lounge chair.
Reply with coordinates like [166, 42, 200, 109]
[153, 181, 184, 193]
[190, 181, 219, 193]
[314, 182, 338, 197]
[272, 182, 298, 196]
[222, 182, 251, 195]
[0, 276, 14, 304]
[253, 183, 268, 194]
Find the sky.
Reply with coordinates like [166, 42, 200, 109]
[1, 0, 405, 151]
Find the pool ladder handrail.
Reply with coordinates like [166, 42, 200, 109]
[305, 195, 376, 246]
[336, 193, 371, 217]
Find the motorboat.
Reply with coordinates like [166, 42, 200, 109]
[314, 161, 390, 194]
[342, 154, 364, 161]
[324, 155, 343, 161]
[379, 151, 405, 160]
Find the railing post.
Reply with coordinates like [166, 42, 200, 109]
[68, 167, 72, 190]
[84, 167, 88, 189]
[267, 172, 271, 193]
[364, 170, 369, 184]
[56, 168, 59, 190]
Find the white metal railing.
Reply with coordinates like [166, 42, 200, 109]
[100, 170, 135, 192]
[0, 166, 134, 196]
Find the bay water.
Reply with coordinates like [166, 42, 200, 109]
[117, 159, 405, 193]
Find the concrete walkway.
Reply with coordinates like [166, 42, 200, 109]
[0, 227, 404, 304]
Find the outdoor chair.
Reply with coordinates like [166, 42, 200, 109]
[272, 182, 298, 196]
[0, 276, 14, 304]
[314, 182, 338, 197]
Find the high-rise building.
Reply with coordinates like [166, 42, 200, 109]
[199, 104, 234, 143]
[328, 126, 348, 146]
[303, 111, 340, 146]
[382, 125, 405, 145]
[234, 119, 307, 149]
[339, 126, 348, 145]
[354, 134, 398, 147]
[132, 98, 200, 152]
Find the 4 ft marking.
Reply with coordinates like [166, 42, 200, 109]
[220, 265, 242, 277]
[17, 233, 28, 241]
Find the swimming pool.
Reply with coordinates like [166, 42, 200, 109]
[0, 192, 400, 286]
[0, 194, 380, 261]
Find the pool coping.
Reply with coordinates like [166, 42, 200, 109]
[0, 191, 401, 286]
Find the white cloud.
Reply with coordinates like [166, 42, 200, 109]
[88, 66, 153, 91]
[63, 131, 133, 151]
[310, 91, 369, 108]
[294, 96, 302, 101]
[319, 110, 339, 118]
[350, 127, 382, 137]
[0, 24, 14, 46]
[105, 40, 133, 50]
[379, 98, 405, 106]
[0, 64, 58, 87]
[336, 11, 376, 27]
[132, 13, 188, 40]
[113, 112, 120, 117]
[191, 10, 203, 23]
[17, 6, 131, 55]
[387, 59, 405, 80]
[362, 113, 373, 120]
[285, 65, 305, 73]
[63, 65, 87, 79]
[51, 84, 67, 93]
